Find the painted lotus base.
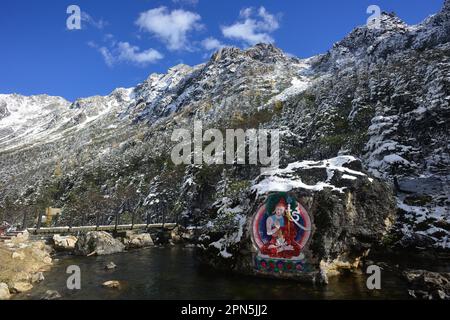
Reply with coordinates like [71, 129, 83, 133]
[254, 255, 312, 274]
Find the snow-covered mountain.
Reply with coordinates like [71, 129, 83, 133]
[0, 2, 448, 251]
[0, 89, 135, 151]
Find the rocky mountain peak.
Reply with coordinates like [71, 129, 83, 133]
[374, 12, 409, 36]
[312, 4, 450, 73]
[244, 43, 287, 61]
[210, 46, 242, 62]
[211, 43, 288, 64]
[167, 64, 194, 75]
[332, 11, 407, 52]
[376, 12, 408, 31]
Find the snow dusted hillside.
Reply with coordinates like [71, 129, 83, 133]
[0, 2, 448, 253]
[0, 88, 135, 152]
[0, 94, 70, 150]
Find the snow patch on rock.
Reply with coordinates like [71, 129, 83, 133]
[253, 156, 367, 195]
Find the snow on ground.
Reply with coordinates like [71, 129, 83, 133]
[266, 60, 312, 105]
[268, 76, 310, 104]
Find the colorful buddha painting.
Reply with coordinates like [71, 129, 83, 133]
[252, 193, 312, 272]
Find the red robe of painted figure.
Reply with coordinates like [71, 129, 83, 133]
[261, 216, 300, 259]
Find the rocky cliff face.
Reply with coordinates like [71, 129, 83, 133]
[0, 2, 448, 274]
[198, 157, 397, 283]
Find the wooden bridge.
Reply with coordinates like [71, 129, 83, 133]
[27, 223, 177, 235]
[10, 203, 178, 237]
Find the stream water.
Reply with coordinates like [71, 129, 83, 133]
[17, 246, 412, 300]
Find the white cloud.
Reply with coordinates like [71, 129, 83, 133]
[116, 42, 163, 65]
[201, 37, 224, 51]
[81, 12, 108, 30]
[240, 8, 253, 19]
[222, 7, 280, 46]
[136, 7, 203, 51]
[89, 40, 163, 67]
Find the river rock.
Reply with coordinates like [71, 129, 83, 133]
[198, 156, 397, 283]
[170, 226, 196, 243]
[122, 231, 154, 249]
[31, 272, 45, 283]
[404, 270, 450, 300]
[10, 231, 29, 244]
[170, 227, 182, 243]
[75, 231, 125, 256]
[105, 262, 117, 270]
[10, 281, 33, 293]
[53, 234, 78, 251]
[0, 283, 10, 300]
[28, 242, 53, 265]
[102, 280, 121, 289]
[41, 290, 62, 300]
[12, 251, 25, 260]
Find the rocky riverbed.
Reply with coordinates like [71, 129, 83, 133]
[0, 231, 52, 300]
[0, 229, 156, 300]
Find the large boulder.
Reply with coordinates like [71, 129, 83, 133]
[53, 234, 78, 251]
[198, 156, 397, 284]
[74, 231, 125, 256]
[122, 231, 154, 249]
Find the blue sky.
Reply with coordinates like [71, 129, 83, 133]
[0, 0, 444, 101]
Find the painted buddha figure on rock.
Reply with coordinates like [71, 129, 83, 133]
[261, 198, 301, 259]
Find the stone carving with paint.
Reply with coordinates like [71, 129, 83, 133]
[253, 194, 312, 264]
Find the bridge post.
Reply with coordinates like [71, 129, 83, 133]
[36, 210, 43, 233]
[22, 211, 28, 231]
[131, 210, 136, 230]
[145, 210, 150, 231]
[68, 211, 73, 231]
[96, 212, 100, 230]
[114, 211, 119, 232]
[81, 212, 86, 227]
[162, 202, 166, 229]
